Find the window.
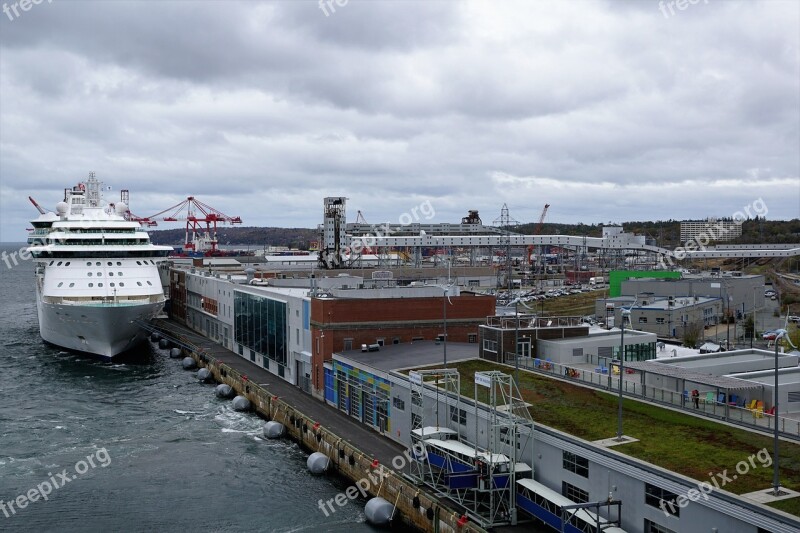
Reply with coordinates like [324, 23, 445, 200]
[449, 406, 466, 425]
[562, 481, 588, 503]
[95, 262, 100, 266]
[468, 334, 477, 343]
[119, 282, 124, 287]
[65, 262, 70, 266]
[147, 281, 152, 286]
[343, 338, 353, 351]
[57, 282, 63, 287]
[638, 317, 648, 324]
[483, 339, 498, 352]
[645, 483, 679, 517]
[98, 283, 103, 287]
[110, 283, 115, 287]
[117, 261, 122, 266]
[118, 272, 123, 276]
[86, 262, 91, 266]
[97, 272, 102, 276]
[109, 272, 114, 276]
[644, 519, 677, 533]
[87, 272, 93, 277]
[393, 337, 400, 344]
[656, 318, 665, 324]
[88, 283, 93, 287]
[392, 397, 405, 411]
[562, 451, 589, 478]
[107, 262, 112, 266]
[69, 283, 75, 288]
[137, 281, 142, 286]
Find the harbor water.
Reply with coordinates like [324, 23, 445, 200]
[0, 244, 383, 532]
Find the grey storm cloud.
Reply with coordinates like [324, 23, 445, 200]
[0, 0, 798, 241]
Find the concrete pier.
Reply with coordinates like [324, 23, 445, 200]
[150, 318, 485, 533]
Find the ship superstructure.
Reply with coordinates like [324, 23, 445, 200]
[26, 174, 172, 358]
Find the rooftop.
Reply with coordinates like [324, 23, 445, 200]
[337, 340, 478, 372]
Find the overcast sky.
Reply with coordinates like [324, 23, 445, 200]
[1, 0, 798, 242]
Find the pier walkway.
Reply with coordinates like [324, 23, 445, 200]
[151, 318, 408, 467]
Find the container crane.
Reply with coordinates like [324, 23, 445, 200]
[146, 196, 242, 255]
[118, 189, 157, 227]
[527, 204, 550, 268]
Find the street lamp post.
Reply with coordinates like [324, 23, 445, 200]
[515, 299, 520, 386]
[616, 308, 630, 441]
[443, 285, 448, 367]
[772, 331, 785, 496]
[752, 287, 757, 349]
[441, 256, 452, 368]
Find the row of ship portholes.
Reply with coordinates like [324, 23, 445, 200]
[56, 280, 152, 288]
[47, 260, 158, 267]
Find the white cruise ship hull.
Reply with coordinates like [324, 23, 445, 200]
[36, 297, 163, 359]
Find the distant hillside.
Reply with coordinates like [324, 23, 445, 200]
[149, 219, 799, 249]
[149, 226, 319, 249]
[516, 218, 800, 248]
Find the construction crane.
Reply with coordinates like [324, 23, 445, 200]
[28, 196, 46, 215]
[527, 203, 550, 268]
[118, 189, 157, 227]
[146, 196, 242, 255]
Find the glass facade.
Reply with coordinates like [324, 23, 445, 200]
[234, 291, 287, 367]
[612, 341, 656, 362]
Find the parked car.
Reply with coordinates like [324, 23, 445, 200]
[762, 330, 779, 340]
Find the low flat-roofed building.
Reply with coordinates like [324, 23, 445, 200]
[598, 295, 722, 339]
[478, 315, 589, 363]
[326, 341, 477, 438]
[537, 327, 657, 366]
[620, 274, 765, 315]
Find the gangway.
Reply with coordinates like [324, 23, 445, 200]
[516, 478, 626, 533]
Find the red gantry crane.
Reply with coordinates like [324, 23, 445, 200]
[118, 189, 158, 227]
[146, 196, 242, 255]
[527, 203, 550, 268]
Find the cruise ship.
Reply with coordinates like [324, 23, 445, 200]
[26, 174, 173, 359]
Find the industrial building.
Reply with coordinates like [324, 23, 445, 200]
[477, 313, 658, 365]
[319, 341, 798, 532]
[168, 264, 494, 399]
[619, 273, 766, 315]
[654, 349, 800, 415]
[680, 218, 743, 243]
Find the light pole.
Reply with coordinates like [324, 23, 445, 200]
[616, 308, 631, 441]
[443, 285, 448, 367]
[751, 287, 756, 349]
[441, 256, 453, 368]
[514, 298, 520, 386]
[772, 331, 784, 496]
